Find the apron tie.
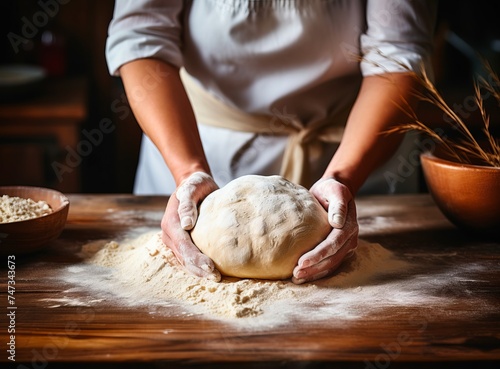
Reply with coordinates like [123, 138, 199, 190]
[180, 67, 348, 187]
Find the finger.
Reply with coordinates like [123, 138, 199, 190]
[162, 196, 221, 282]
[175, 172, 218, 230]
[292, 200, 358, 284]
[292, 234, 358, 284]
[328, 197, 348, 228]
[297, 233, 358, 280]
[296, 232, 345, 270]
[296, 213, 357, 270]
[313, 189, 346, 227]
[310, 178, 352, 228]
[178, 197, 198, 230]
[175, 186, 197, 230]
[163, 222, 222, 281]
[292, 269, 330, 285]
[161, 195, 184, 241]
[325, 183, 353, 228]
[178, 241, 222, 282]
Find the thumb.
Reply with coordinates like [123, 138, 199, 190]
[328, 196, 348, 228]
[176, 192, 198, 230]
[175, 172, 217, 230]
[311, 178, 353, 229]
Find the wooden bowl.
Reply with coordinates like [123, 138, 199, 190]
[0, 186, 69, 255]
[420, 152, 500, 233]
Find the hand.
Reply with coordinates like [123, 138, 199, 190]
[161, 172, 221, 281]
[292, 178, 359, 284]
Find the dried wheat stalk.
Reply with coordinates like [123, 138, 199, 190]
[367, 50, 500, 167]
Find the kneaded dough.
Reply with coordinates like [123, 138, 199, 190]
[190, 175, 331, 279]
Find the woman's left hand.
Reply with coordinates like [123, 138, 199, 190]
[292, 177, 359, 284]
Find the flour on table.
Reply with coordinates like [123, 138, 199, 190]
[68, 231, 414, 323]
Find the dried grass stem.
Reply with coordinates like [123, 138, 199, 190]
[368, 50, 500, 167]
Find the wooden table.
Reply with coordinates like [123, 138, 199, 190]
[2, 194, 499, 368]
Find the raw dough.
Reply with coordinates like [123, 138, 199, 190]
[190, 175, 331, 279]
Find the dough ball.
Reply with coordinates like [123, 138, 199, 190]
[190, 175, 331, 279]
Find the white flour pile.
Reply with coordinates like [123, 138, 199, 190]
[60, 231, 429, 326]
[0, 194, 52, 223]
[55, 230, 495, 329]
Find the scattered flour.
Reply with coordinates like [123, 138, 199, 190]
[0, 194, 52, 223]
[61, 231, 433, 326]
[55, 230, 496, 329]
[39, 296, 104, 308]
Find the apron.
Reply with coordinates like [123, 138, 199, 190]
[180, 68, 349, 188]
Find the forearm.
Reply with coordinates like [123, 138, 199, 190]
[119, 58, 210, 185]
[324, 73, 419, 195]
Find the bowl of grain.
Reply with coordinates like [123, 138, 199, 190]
[0, 186, 69, 255]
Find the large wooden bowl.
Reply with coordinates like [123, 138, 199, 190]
[0, 186, 69, 255]
[420, 152, 500, 233]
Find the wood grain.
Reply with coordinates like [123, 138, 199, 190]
[1, 194, 499, 368]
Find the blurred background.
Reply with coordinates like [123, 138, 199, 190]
[0, 0, 499, 194]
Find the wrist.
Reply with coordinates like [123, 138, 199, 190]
[172, 163, 212, 186]
[322, 169, 360, 196]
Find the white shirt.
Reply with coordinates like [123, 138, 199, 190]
[106, 0, 436, 194]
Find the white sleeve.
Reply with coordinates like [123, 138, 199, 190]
[360, 0, 437, 78]
[105, 0, 184, 76]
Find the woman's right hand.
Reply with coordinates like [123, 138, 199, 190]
[161, 172, 221, 281]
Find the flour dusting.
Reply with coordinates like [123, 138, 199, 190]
[56, 230, 493, 329]
[47, 228, 497, 331]
[82, 232, 298, 318]
[60, 231, 420, 323]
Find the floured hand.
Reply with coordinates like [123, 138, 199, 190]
[161, 172, 221, 281]
[175, 172, 219, 230]
[292, 178, 359, 284]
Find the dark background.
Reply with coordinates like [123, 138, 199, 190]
[0, 0, 499, 194]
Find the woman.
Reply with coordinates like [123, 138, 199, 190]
[106, 0, 436, 283]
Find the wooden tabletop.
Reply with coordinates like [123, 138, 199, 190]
[2, 194, 499, 368]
